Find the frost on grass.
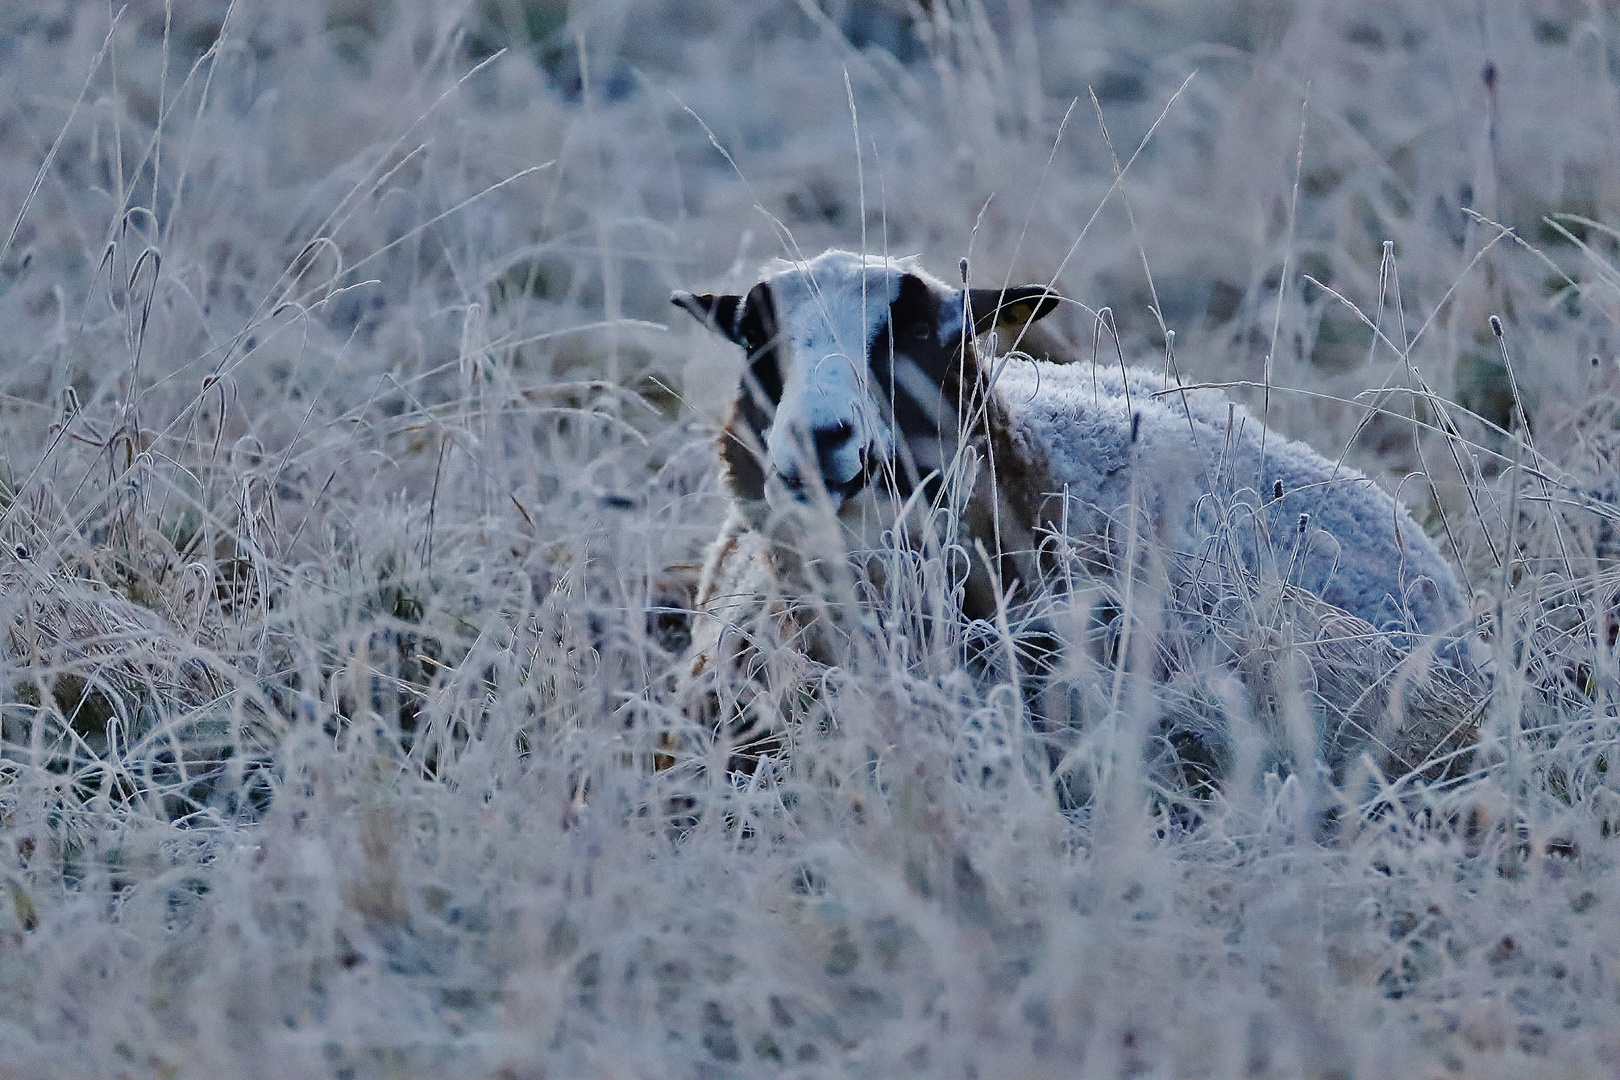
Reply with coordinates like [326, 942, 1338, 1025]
[0, 2, 1618, 1078]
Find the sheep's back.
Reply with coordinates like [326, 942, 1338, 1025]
[992, 359, 1468, 636]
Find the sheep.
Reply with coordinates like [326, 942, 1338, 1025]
[671, 249, 1479, 785]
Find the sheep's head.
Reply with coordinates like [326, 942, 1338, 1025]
[674, 250, 1059, 513]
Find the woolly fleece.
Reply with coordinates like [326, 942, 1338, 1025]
[992, 358, 1468, 636]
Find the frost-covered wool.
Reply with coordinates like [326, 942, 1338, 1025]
[993, 359, 1467, 636]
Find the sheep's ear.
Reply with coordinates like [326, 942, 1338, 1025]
[672, 291, 747, 346]
[968, 285, 1062, 335]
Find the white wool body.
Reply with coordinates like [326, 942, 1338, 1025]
[993, 358, 1467, 636]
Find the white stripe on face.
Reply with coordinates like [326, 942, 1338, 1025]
[761, 253, 905, 506]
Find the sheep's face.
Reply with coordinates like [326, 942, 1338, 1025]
[674, 250, 1058, 513]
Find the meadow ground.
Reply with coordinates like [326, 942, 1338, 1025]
[1, 2, 1619, 1077]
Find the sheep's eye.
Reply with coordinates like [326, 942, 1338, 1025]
[910, 323, 932, 341]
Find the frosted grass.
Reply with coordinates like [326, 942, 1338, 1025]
[0, 2, 1618, 1077]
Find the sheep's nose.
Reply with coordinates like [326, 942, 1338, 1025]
[812, 421, 856, 477]
[774, 422, 862, 507]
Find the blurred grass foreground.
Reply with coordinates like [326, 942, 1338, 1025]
[2, 2, 1620, 1077]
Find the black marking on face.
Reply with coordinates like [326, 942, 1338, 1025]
[885, 273, 950, 381]
[726, 284, 780, 504]
[736, 281, 782, 409]
[674, 283, 785, 504]
[865, 273, 964, 499]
